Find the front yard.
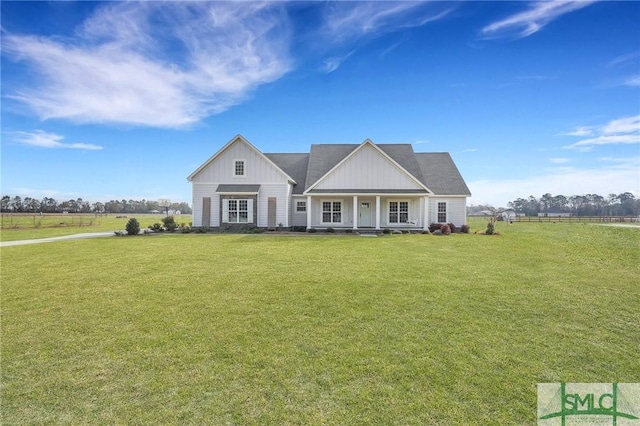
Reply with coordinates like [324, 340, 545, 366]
[1, 221, 638, 424]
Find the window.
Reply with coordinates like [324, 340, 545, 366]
[389, 201, 409, 223]
[225, 199, 250, 223]
[437, 202, 447, 223]
[234, 160, 245, 177]
[296, 201, 306, 212]
[322, 201, 341, 223]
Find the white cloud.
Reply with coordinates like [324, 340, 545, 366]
[321, 50, 355, 73]
[623, 75, 640, 87]
[563, 115, 640, 150]
[549, 157, 571, 164]
[559, 126, 594, 137]
[2, 2, 292, 128]
[482, 1, 596, 39]
[461, 148, 478, 153]
[321, 2, 453, 43]
[468, 157, 640, 206]
[10, 130, 102, 150]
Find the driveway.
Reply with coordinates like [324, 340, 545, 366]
[0, 232, 115, 247]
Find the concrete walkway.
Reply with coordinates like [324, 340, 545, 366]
[0, 232, 115, 247]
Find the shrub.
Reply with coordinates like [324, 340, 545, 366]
[196, 227, 209, 233]
[326, 227, 335, 233]
[125, 218, 140, 235]
[447, 223, 456, 233]
[162, 216, 178, 232]
[307, 228, 317, 233]
[441, 224, 451, 235]
[345, 229, 353, 234]
[149, 223, 163, 232]
[382, 228, 391, 234]
[486, 222, 495, 235]
[429, 223, 443, 233]
[460, 224, 470, 234]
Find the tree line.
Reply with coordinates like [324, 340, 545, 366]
[469, 192, 638, 217]
[1, 195, 192, 215]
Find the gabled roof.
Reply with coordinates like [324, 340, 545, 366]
[303, 139, 430, 194]
[187, 135, 296, 184]
[414, 153, 471, 196]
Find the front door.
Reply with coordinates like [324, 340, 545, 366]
[268, 197, 277, 228]
[359, 201, 372, 227]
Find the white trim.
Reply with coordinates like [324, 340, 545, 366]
[375, 196, 381, 230]
[320, 199, 343, 225]
[353, 195, 358, 229]
[187, 135, 296, 184]
[295, 200, 307, 212]
[306, 195, 312, 229]
[303, 139, 431, 194]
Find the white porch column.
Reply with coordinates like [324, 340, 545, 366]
[375, 196, 381, 230]
[353, 195, 358, 229]
[423, 196, 430, 230]
[306, 195, 312, 230]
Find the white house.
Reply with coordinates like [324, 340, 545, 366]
[187, 135, 471, 231]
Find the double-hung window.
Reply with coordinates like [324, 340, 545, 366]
[389, 201, 409, 224]
[322, 201, 341, 223]
[224, 199, 252, 223]
[296, 201, 306, 212]
[437, 202, 447, 223]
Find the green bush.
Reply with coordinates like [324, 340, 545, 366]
[486, 222, 495, 235]
[382, 228, 391, 234]
[162, 216, 178, 232]
[125, 218, 140, 235]
[460, 224, 470, 234]
[307, 228, 317, 233]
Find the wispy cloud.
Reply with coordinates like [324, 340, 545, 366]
[321, 50, 355, 73]
[549, 157, 571, 164]
[461, 148, 478, 153]
[563, 115, 640, 151]
[413, 140, 429, 145]
[11, 130, 103, 150]
[2, 2, 292, 128]
[481, 1, 596, 39]
[321, 2, 453, 43]
[623, 75, 640, 87]
[559, 126, 594, 137]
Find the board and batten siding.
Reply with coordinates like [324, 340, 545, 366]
[256, 184, 289, 227]
[313, 144, 423, 191]
[191, 139, 290, 184]
[429, 197, 467, 226]
[192, 184, 220, 227]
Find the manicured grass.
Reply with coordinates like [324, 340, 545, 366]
[0, 214, 191, 242]
[1, 221, 639, 424]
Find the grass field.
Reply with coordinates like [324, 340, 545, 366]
[0, 214, 192, 242]
[1, 220, 639, 424]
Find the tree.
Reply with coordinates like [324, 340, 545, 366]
[126, 218, 140, 235]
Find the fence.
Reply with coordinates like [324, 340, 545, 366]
[514, 216, 638, 223]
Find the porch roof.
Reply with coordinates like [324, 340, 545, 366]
[216, 184, 261, 194]
[306, 189, 428, 194]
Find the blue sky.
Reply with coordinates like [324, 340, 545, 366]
[1, 1, 639, 207]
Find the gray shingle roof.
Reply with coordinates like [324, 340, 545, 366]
[414, 153, 471, 196]
[264, 153, 309, 194]
[266, 143, 470, 196]
[216, 184, 261, 193]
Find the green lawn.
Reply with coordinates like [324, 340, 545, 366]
[0, 214, 192, 242]
[1, 221, 639, 424]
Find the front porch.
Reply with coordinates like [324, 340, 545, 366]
[303, 193, 435, 231]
